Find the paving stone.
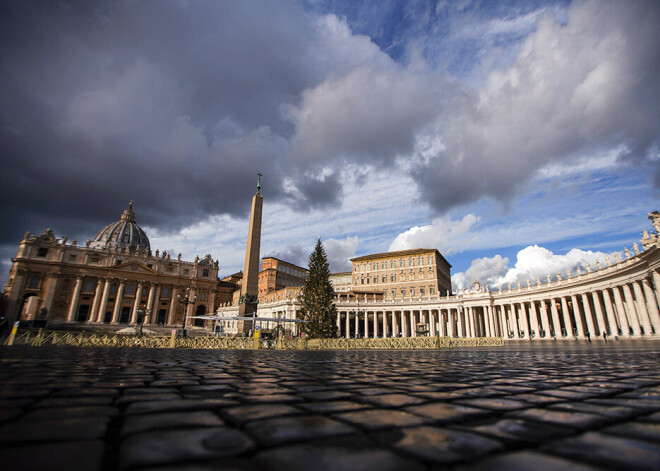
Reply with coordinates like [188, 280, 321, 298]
[460, 418, 574, 444]
[405, 403, 491, 423]
[121, 411, 225, 437]
[0, 417, 108, 443]
[21, 406, 119, 421]
[245, 415, 358, 446]
[456, 398, 531, 411]
[34, 396, 114, 408]
[641, 411, 660, 423]
[221, 404, 303, 425]
[53, 387, 119, 397]
[374, 426, 503, 464]
[586, 397, 660, 411]
[508, 407, 612, 429]
[296, 400, 371, 414]
[549, 401, 640, 419]
[0, 440, 105, 471]
[0, 388, 52, 398]
[602, 421, 660, 444]
[115, 393, 181, 406]
[543, 431, 660, 471]
[254, 441, 424, 471]
[241, 394, 304, 404]
[0, 398, 33, 408]
[120, 427, 255, 469]
[333, 409, 430, 431]
[298, 390, 353, 401]
[457, 450, 603, 471]
[0, 408, 23, 422]
[126, 398, 239, 414]
[510, 393, 566, 405]
[358, 393, 427, 408]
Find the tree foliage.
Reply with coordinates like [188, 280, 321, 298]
[300, 238, 338, 338]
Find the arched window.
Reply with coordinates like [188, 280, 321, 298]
[28, 275, 40, 288]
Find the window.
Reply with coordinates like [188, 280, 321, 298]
[37, 247, 48, 257]
[183, 269, 189, 275]
[125, 284, 135, 295]
[427, 256, 433, 264]
[354, 266, 358, 272]
[419, 267, 423, 272]
[372, 262, 377, 270]
[28, 275, 40, 288]
[373, 276, 378, 283]
[116, 260, 122, 265]
[142, 287, 148, 297]
[84, 280, 95, 292]
[399, 260, 404, 267]
[69, 255, 77, 261]
[390, 261, 395, 268]
[430, 286, 436, 294]
[418, 258, 422, 265]
[400, 289, 405, 297]
[147, 263, 152, 268]
[381, 261, 386, 269]
[408, 259, 413, 266]
[110, 284, 118, 294]
[200, 291, 207, 301]
[420, 287, 425, 295]
[410, 288, 415, 296]
[381, 275, 386, 282]
[202, 269, 209, 277]
[391, 289, 395, 297]
[166, 265, 173, 272]
[390, 274, 396, 282]
[161, 287, 170, 298]
[90, 256, 100, 263]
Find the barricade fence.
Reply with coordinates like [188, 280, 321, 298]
[4, 330, 504, 350]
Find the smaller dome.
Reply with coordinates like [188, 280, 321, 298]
[90, 203, 151, 254]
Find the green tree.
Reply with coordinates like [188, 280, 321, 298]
[300, 238, 338, 338]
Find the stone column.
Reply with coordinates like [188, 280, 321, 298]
[499, 306, 507, 337]
[540, 300, 551, 337]
[89, 279, 103, 323]
[467, 307, 475, 337]
[96, 279, 112, 323]
[653, 271, 660, 301]
[151, 284, 162, 323]
[145, 284, 156, 324]
[345, 311, 350, 339]
[519, 303, 529, 338]
[457, 309, 464, 337]
[560, 297, 573, 337]
[409, 310, 415, 338]
[41, 273, 60, 318]
[382, 311, 388, 337]
[364, 311, 370, 338]
[602, 289, 619, 336]
[529, 302, 539, 338]
[336, 312, 341, 336]
[612, 286, 631, 336]
[487, 306, 495, 337]
[590, 291, 607, 337]
[130, 282, 144, 324]
[580, 293, 596, 336]
[354, 310, 359, 337]
[550, 299, 562, 337]
[570, 295, 586, 338]
[642, 278, 660, 334]
[112, 280, 126, 323]
[392, 311, 398, 337]
[373, 311, 379, 338]
[67, 277, 83, 322]
[167, 286, 179, 325]
[632, 281, 653, 335]
[621, 284, 642, 337]
[430, 310, 436, 336]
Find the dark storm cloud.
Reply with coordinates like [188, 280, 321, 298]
[0, 0, 354, 246]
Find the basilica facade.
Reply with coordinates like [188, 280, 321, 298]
[2, 204, 235, 328]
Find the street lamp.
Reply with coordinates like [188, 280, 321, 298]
[177, 286, 197, 337]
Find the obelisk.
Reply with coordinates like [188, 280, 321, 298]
[238, 173, 263, 332]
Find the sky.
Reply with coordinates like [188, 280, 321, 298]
[1, 0, 659, 292]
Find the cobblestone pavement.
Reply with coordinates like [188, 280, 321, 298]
[0, 342, 659, 471]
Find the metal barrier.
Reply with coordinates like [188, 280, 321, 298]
[4, 330, 503, 349]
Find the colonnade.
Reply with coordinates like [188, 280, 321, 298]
[330, 273, 660, 339]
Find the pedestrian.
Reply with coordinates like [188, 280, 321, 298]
[603, 331, 607, 342]
[587, 332, 591, 343]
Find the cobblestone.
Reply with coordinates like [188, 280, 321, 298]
[0, 342, 658, 470]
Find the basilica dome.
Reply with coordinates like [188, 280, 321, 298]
[89, 203, 151, 254]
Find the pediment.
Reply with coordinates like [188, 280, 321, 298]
[114, 262, 159, 275]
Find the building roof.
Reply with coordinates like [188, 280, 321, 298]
[262, 256, 309, 273]
[350, 248, 451, 267]
[89, 203, 151, 254]
[330, 272, 352, 276]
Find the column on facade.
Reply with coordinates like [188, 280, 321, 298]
[185, 287, 196, 329]
[519, 303, 529, 338]
[642, 278, 660, 334]
[373, 311, 379, 338]
[145, 283, 156, 324]
[621, 284, 642, 337]
[336, 312, 341, 337]
[570, 295, 586, 338]
[408, 310, 415, 338]
[96, 279, 112, 323]
[539, 300, 551, 337]
[151, 284, 162, 323]
[590, 291, 607, 337]
[167, 286, 179, 325]
[392, 311, 398, 337]
[457, 309, 464, 337]
[41, 273, 60, 318]
[345, 311, 350, 339]
[466, 307, 474, 337]
[612, 286, 631, 336]
[602, 289, 619, 336]
[89, 279, 103, 323]
[67, 277, 83, 322]
[111, 280, 126, 323]
[497, 306, 506, 337]
[382, 311, 388, 337]
[363, 311, 369, 338]
[506, 304, 515, 336]
[550, 299, 561, 337]
[430, 310, 437, 336]
[130, 282, 144, 324]
[632, 281, 653, 335]
[653, 271, 660, 302]
[486, 306, 495, 337]
[580, 293, 597, 337]
[354, 310, 360, 338]
[559, 297, 572, 336]
[528, 301, 539, 338]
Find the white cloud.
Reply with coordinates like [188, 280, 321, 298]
[389, 214, 480, 253]
[324, 236, 359, 272]
[451, 245, 612, 292]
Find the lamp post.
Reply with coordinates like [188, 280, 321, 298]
[177, 286, 197, 337]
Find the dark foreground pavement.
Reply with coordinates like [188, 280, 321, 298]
[0, 342, 659, 471]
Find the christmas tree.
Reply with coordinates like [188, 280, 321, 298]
[300, 238, 338, 338]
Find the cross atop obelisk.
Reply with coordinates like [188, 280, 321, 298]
[238, 172, 263, 324]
